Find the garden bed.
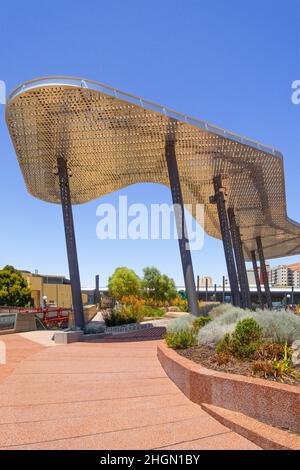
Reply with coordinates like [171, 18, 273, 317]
[177, 344, 300, 386]
[157, 341, 300, 435]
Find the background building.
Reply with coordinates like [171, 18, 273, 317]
[199, 276, 213, 287]
[270, 263, 300, 287]
[21, 270, 95, 307]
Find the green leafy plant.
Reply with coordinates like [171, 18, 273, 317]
[165, 330, 196, 349]
[108, 267, 141, 300]
[142, 306, 165, 318]
[0, 265, 32, 307]
[231, 318, 262, 358]
[232, 317, 262, 345]
[272, 341, 291, 377]
[192, 316, 211, 333]
[102, 303, 144, 326]
[215, 318, 262, 359]
[142, 267, 177, 302]
[215, 333, 231, 354]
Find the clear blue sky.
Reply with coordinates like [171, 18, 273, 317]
[0, 0, 299, 288]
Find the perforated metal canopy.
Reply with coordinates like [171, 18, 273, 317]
[5, 76, 300, 261]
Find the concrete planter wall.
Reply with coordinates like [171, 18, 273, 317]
[157, 341, 300, 434]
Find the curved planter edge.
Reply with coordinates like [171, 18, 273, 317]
[157, 341, 300, 434]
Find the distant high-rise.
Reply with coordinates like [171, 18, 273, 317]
[271, 263, 300, 287]
[199, 276, 213, 287]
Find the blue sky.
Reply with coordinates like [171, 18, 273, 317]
[0, 0, 299, 288]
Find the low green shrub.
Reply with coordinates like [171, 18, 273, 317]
[215, 333, 231, 354]
[165, 330, 196, 349]
[103, 304, 144, 326]
[215, 318, 262, 359]
[192, 316, 211, 333]
[143, 306, 165, 318]
[232, 317, 262, 345]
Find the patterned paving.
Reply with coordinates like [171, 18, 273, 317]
[0, 334, 260, 450]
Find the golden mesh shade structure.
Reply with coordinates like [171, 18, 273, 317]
[5, 77, 300, 262]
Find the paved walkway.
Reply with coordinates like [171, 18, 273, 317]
[0, 334, 260, 450]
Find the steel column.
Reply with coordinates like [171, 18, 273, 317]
[94, 274, 100, 305]
[212, 176, 241, 307]
[251, 250, 263, 308]
[205, 278, 208, 302]
[228, 207, 251, 308]
[57, 157, 85, 329]
[256, 236, 272, 309]
[165, 138, 199, 316]
[222, 275, 225, 303]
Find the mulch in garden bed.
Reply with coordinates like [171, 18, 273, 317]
[177, 345, 300, 386]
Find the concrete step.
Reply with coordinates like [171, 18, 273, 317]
[201, 403, 300, 450]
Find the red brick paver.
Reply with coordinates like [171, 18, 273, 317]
[0, 334, 260, 450]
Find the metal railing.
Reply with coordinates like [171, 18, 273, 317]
[7, 76, 283, 159]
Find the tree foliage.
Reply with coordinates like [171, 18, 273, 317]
[108, 267, 141, 300]
[142, 266, 177, 302]
[0, 265, 32, 307]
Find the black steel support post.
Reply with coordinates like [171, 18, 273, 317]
[205, 278, 208, 302]
[256, 236, 272, 309]
[222, 275, 225, 303]
[165, 137, 200, 316]
[227, 208, 252, 309]
[57, 157, 85, 330]
[212, 176, 241, 307]
[94, 274, 100, 305]
[251, 250, 263, 308]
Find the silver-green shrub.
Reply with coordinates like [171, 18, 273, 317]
[166, 314, 195, 333]
[209, 303, 239, 320]
[253, 309, 300, 345]
[198, 307, 300, 346]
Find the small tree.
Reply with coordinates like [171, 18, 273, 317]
[108, 267, 141, 300]
[142, 267, 177, 302]
[0, 265, 32, 307]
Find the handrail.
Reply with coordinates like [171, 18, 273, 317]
[7, 76, 283, 159]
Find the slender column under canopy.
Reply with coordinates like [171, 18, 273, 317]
[227, 207, 251, 309]
[57, 157, 85, 330]
[94, 274, 100, 305]
[212, 176, 241, 307]
[251, 250, 263, 308]
[165, 137, 200, 316]
[256, 236, 272, 309]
